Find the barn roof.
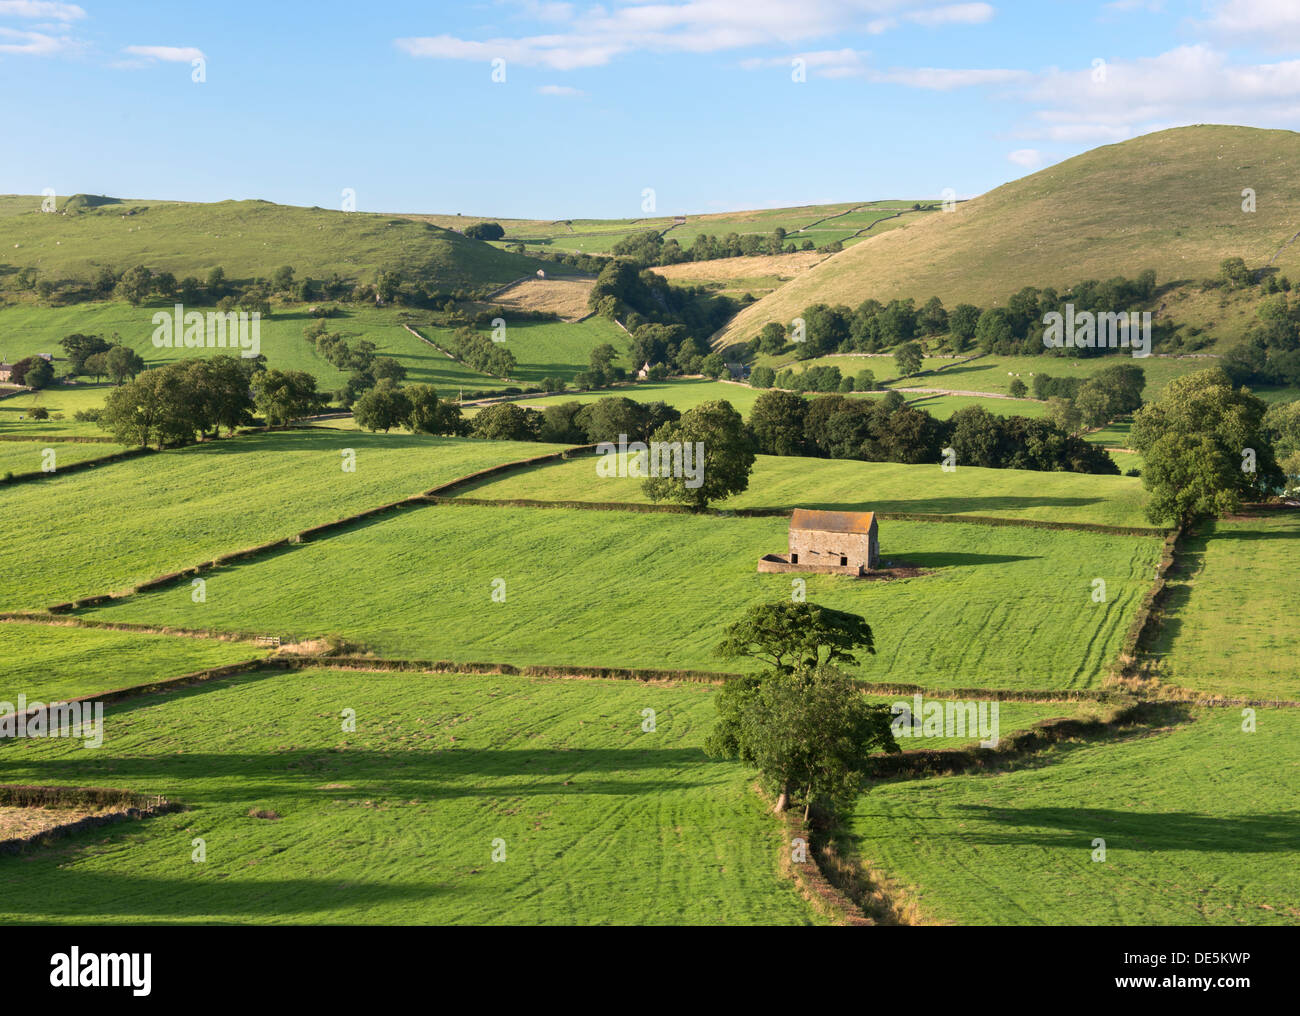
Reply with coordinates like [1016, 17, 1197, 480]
[789, 509, 876, 534]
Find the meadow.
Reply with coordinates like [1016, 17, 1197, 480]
[1, 196, 553, 291]
[846, 707, 1300, 925]
[0, 430, 567, 610]
[0, 385, 118, 436]
[0, 623, 260, 705]
[0, 668, 823, 925]
[83, 504, 1163, 690]
[0, 439, 128, 474]
[1146, 514, 1300, 701]
[456, 452, 1156, 530]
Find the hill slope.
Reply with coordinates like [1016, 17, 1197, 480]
[0, 196, 561, 291]
[715, 125, 1300, 348]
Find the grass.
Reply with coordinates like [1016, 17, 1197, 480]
[1146, 514, 1300, 701]
[1, 196, 555, 290]
[901, 394, 1047, 420]
[456, 452, 1155, 530]
[717, 126, 1300, 348]
[0, 623, 261, 705]
[0, 439, 127, 473]
[0, 430, 568, 610]
[503, 378, 769, 415]
[422, 317, 631, 386]
[84, 505, 1163, 690]
[846, 707, 1300, 925]
[0, 385, 117, 436]
[0, 668, 824, 925]
[0, 303, 502, 395]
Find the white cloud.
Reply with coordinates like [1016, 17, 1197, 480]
[0, 1, 84, 20]
[1202, 0, 1300, 49]
[0, 23, 76, 53]
[1007, 147, 1043, 168]
[123, 44, 205, 62]
[537, 82, 585, 96]
[1018, 44, 1300, 140]
[397, 1, 996, 71]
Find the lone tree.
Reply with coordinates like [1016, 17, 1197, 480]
[642, 399, 755, 510]
[893, 340, 924, 378]
[705, 662, 898, 817]
[714, 600, 875, 675]
[1132, 367, 1282, 525]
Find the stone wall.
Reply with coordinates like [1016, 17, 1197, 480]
[789, 528, 877, 570]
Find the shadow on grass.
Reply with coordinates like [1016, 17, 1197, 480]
[946, 804, 1300, 853]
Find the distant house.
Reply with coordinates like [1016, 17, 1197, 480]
[537, 269, 547, 279]
[637, 361, 652, 380]
[0, 363, 11, 383]
[758, 509, 879, 576]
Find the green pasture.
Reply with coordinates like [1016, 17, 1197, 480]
[847, 706, 1300, 925]
[0, 623, 261, 706]
[0, 439, 127, 474]
[0, 668, 823, 925]
[84, 505, 1163, 690]
[0, 430, 567, 610]
[456, 452, 1155, 530]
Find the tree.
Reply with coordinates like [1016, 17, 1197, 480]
[949, 303, 981, 348]
[272, 265, 296, 293]
[757, 321, 787, 355]
[1046, 396, 1082, 435]
[105, 345, 145, 384]
[1009, 378, 1028, 399]
[642, 399, 755, 510]
[854, 369, 876, 392]
[918, 296, 948, 336]
[114, 265, 153, 306]
[748, 389, 808, 456]
[24, 358, 54, 390]
[372, 356, 407, 383]
[750, 365, 776, 389]
[714, 600, 876, 675]
[1132, 368, 1283, 525]
[353, 382, 414, 433]
[1219, 256, 1252, 290]
[700, 352, 727, 380]
[464, 222, 505, 241]
[406, 384, 463, 436]
[253, 369, 325, 426]
[470, 402, 542, 441]
[183, 355, 254, 436]
[704, 663, 897, 817]
[893, 340, 924, 377]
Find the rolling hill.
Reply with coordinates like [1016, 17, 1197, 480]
[715, 125, 1300, 349]
[0, 195, 564, 291]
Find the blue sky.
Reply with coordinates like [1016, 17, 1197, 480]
[3, 0, 1299, 218]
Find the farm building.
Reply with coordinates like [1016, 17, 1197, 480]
[0, 363, 11, 383]
[758, 509, 879, 577]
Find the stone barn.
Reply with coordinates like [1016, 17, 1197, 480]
[758, 509, 879, 577]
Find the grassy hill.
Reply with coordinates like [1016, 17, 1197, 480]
[716, 125, 1300, 349]
[0, 195, 562, 291]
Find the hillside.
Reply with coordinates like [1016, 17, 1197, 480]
[715, 125, 1300, 348]
[0, 195, 562, 291]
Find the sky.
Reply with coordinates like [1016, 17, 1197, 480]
[2, 0, 1300, 218]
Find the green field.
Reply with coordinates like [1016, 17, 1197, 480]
[0, 623, 261, 705]
[1147, 514, 1300, 701]
[456, 452, 1155, 529]
[502, 378, 768, 416]
[902, 394, 1047, 420]
[0, 386, 118, 436]
[0, 196, 557, 291]
[83, 505, 1162, 690]
[0, 439, 127, 474]
[0, 430, 567, 610]
[0, 668, 823, 925]
[847, 707, 1300, 925]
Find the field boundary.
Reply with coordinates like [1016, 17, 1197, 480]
[0, 433, 121, 444]
[36, 445, 598, 612]
[1, 445, 151, 485]
[0, 785, 179, 856]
